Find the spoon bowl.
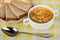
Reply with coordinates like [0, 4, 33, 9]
[2, 27, 18, 37]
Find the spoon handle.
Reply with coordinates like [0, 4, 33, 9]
[19, 32, 52, 38]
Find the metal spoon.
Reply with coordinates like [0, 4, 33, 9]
[1, 27, 52, 38]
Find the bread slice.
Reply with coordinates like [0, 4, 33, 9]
[17, 0, 32, 3]
[0, 4, 5, 19]
[5, 4, 17, 21]
[8, 3, 27, 18]
[12, 0, 33, 12]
